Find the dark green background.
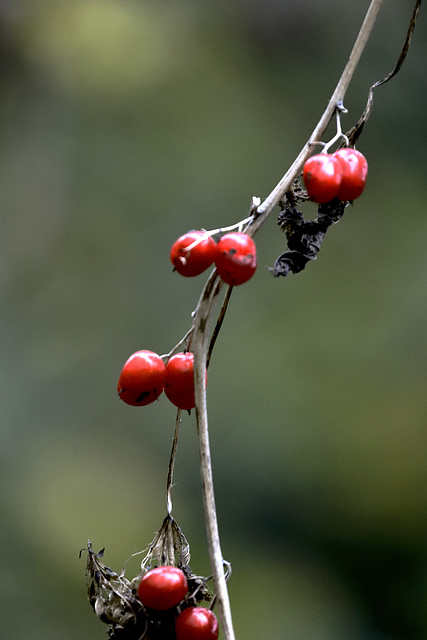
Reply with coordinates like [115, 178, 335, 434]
[2, 1, 427, 638]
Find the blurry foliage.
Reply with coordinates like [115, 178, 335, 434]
[1, 1, 427, 639]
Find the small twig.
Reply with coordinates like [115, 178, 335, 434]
[166, 409, 182, 515]
[322, 106, 349, 153]
[206, 285, 233, 369]
[185, 216, 256, 251]
[160, 328, 193, 361]
[346, 0, 423, 145]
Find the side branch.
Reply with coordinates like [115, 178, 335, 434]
[346, 0, 423, 145]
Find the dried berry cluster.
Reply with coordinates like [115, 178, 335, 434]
[270, 195, 348, 277]
[85, 516, 219, 640]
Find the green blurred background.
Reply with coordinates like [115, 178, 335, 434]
[1, 1, 427, 638]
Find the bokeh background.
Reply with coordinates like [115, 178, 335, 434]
[1, 1, 427, 638]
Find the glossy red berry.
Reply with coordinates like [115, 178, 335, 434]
[175, 607, 219, 640]
[171, 231, 216, 277]
[302, 153, 343, 203]
[164, 352, 206, 411]
[137, 566, 188, 610]
[333, 148, 368, 201]
[118, 350, 166, 407]
[214, 232, 257, 286]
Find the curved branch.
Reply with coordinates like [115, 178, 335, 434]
[191, 2, 386, 639]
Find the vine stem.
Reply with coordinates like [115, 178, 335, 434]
[166, 408, 182, 516]
[191, 1, 385, 638]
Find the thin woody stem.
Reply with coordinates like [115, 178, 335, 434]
[192, 271, 237, 637]
[166, 408, 182, 515]
[207, 285, 233, 369]
[191, 2, 385, 639]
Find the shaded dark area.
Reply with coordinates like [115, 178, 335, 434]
[271, 195, 347, 276]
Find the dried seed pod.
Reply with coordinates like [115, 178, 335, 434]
[85, 516, 214, 639]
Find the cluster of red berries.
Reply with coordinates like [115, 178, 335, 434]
[170, 230, 257, 286]
[303, 148, 368, 203]
[118, 350, 202, 410]
[137, 566, 218, 640]
[118, 229, 257, 410]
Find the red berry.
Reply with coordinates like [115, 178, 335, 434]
[214, 232, 257, 286]
[118, 350, 166, 407]
[171, 231, 216, 277]
[302, 153, 343, 203]
[137, 566, 188, 610]
[175, 607, 219, 640]
[333, 148, 368, 201]
[164, 352, 206, 411]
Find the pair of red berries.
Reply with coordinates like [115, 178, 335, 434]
[303, 148, 368, 203]
[118, 350, 203, 411]
[170, 230, 257, 286]
[137, 566, 218, 640]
